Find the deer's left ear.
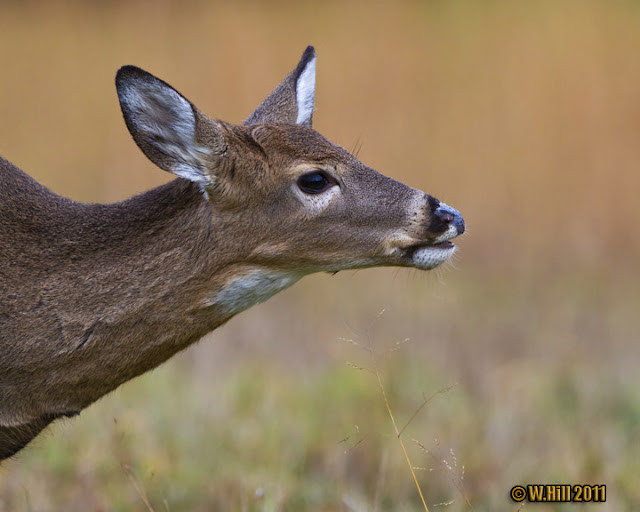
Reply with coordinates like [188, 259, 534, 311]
[244, 46, 316, 128]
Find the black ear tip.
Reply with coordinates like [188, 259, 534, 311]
[302, 45, 316, 62]
[115, 65, 153, 89]
[116, 65, 135, 88]
[293, 46, 316, 81]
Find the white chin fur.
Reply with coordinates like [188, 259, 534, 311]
[411, 245, 456, 270]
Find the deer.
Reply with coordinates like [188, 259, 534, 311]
[0, 46, 464, 461]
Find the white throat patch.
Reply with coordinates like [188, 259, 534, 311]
[207, 268, 303, 315]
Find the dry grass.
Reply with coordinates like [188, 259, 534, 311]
[1, 1, 639, 510]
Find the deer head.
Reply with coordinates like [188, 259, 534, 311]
[116, 46, 464, 308]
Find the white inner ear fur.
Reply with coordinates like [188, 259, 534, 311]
[122, 80, 211, 184]
[295, 55, 316, 125]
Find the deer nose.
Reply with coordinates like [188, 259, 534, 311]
[433, 203, 465, 235]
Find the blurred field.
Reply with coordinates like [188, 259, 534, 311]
[1, 0, 639, 510]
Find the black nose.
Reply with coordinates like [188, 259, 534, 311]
[433, 203, 465, 235]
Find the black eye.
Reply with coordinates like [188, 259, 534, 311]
[297, 171, 335, 194]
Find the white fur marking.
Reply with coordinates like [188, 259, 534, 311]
[292, 180, 340, 215]
[432, 224, 459, 244]
[295, 56, 316, 125]
[208, 269, 303, 314]
[412, 245, 456, 270]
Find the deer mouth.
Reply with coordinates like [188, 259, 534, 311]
[403, 240, 456, 270]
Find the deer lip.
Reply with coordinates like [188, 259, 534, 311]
[404, 240, 454, 257]
[401, 240, 456, 270]
[428, 241, 455, 249]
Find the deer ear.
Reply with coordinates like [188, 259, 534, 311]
[244, 46, 316, 128]
[116, 66, 213, 185]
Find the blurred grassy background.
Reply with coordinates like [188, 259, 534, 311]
[1, 0, 639, 510]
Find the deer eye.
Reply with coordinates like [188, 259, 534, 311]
[297, 171, 335, 194]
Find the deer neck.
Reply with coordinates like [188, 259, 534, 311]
[62, 178, 303, 356]
[1, 175, 301, 424]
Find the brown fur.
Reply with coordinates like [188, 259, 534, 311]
[0, 47, 463, 460]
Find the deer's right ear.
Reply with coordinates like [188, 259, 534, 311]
[244, 46, 316, 127]
[116, 66, 215, 185]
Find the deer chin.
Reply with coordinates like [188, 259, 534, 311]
[405, 241, 456, 270]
